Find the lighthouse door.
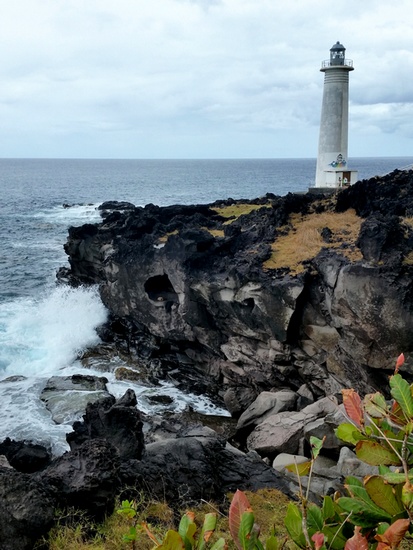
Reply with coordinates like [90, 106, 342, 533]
[343, 171, 351, 184]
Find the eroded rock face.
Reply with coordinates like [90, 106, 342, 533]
[0, 467, 56, 550]
[37, 439, 120, 520]
[67, 389, 145, 461]
[60, 173, 413, 409]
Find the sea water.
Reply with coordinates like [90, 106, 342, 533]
[0, 157, 411, 454]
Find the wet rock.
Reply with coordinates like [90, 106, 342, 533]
[40, 374, 110, 424]
[0, 438, 51, 473]
[303, 405, 348, 451]
[223, 386, 258, 417]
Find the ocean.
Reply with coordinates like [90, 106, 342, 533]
[0, 157, 411, 454]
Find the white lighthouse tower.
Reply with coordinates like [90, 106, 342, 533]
[314, 41, 358, 189]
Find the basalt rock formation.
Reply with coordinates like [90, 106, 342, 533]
[58, 169, 413, 414]
[0, 390, 291, 549]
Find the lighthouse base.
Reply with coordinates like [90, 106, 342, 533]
[315, 169, 358, 189]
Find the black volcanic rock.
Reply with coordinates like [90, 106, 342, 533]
[58, 172, 413, 409]
[0, 438, 52, 473]
[37, 439, 120, 520]
[118, 427, 293, 505]
[0, 467, 56, 550]
[66, 389, 145, 461]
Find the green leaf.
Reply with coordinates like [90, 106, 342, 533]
[285, 461, 311, 477]
[338, 497, 391, 527]
[157, 530, 185, 550]
[390, 373, 413, 419]
[338, 476, 391, 527]
[210, 539, 226, 550]
[355, 440, 400, 466]
[376, 522, 390, 535]
[122, 526, 137, 543]
[284, 502, 306, 548]
[307, 504, 324, 534]
[363, 392, 388, 418]
[322, 495, 335, 521]
[198, 513, 218, 550]
[179, 513, 195, 542]
[310, 436, 324, 460]
[378, 464, 392, 475]
[364, 475, 405, 516]
[265, 535, 279, 550]
[322, 525, 350, 550]
[117, 500, 137, 518]
[335, 423, 362, 445]
[381, 471, 410, 484]
[238, 511, 254, 549]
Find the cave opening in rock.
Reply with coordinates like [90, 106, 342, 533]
[144, 274, 179, 304]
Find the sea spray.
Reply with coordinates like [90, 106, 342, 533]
[0, 285, 108, 453]
[0, 285, 107, 377]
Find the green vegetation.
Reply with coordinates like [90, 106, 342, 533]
[42, 353, 413, 549]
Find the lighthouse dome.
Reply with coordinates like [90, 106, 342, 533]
[330, 41, 345, 65]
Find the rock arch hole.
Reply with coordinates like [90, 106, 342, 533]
[144, 274, 179, 304]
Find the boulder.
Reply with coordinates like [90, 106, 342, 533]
[336, 446, 378, 477]
[67, 389, 145, 461]
[119, 427, 292, 504]
[303, 405, 348, 450]
[37, 439, 120, 520]
[246, 397, 338, 456]
[0, 467, 56, 550]
[0, 438, 51, 473]
[236, 390, 297, 433]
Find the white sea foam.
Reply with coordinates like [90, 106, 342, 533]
[0, 285, 108, 452]
[0, 284, 229, 454]
[0, 285, 107, 377]
[0, 376, 73, 455]
[106, 378, 230, 417]
[33, 203, 102, 225]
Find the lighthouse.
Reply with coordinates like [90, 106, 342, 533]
[314, 42, 358, 189]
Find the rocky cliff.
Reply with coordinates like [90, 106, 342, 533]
[59, 169, 413, 416]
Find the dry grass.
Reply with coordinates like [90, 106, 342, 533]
[401, 218, 413, 266]
[402, 216, 413, 228]
[43, 499, 175, 550]
[263, 209, 363, 274]
[158, 229, 179, 244]
[42, 489, 294, 550]
[403, 251, 413, 266]
[201, 227, 225, 238]
[212, 203, 271, 225]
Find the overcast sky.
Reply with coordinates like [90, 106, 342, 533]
[1, 0, 413, 159]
